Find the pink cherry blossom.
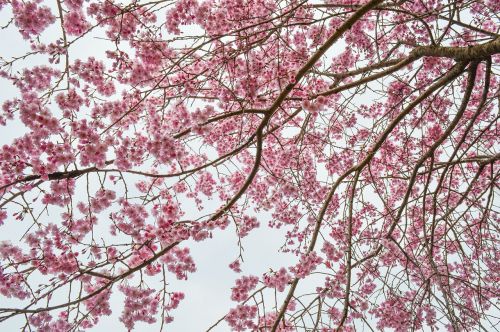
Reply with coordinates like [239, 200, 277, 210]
[0, 0, 498, 331]
[11, 0, 55, 39]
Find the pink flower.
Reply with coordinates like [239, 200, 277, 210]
[290, 252, 323, 279]
[64, 11, 90, 36]
[12, 0, 55, 39]
[0, 210, 6, 226]
[231, 275, 259, 302]
[263, 267, 292, 292]
[225, 305, 257, 331]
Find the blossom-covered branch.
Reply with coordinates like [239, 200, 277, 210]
[0, 0, 499, 330]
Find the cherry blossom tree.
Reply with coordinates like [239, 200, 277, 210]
[0, 0, 499, 330]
